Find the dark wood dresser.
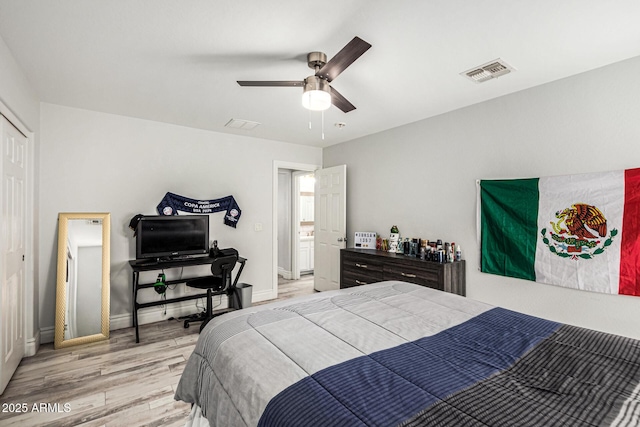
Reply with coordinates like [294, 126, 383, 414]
[340, 248, 466, 296]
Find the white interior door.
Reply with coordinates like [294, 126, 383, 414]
[0, 115, 27, 395]
[314, 165, 346, 291]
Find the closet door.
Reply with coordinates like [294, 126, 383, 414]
[0, 115, 27, 395]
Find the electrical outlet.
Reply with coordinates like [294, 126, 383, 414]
[254, 223, 263, 232]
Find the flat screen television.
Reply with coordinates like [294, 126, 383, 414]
[136, 215, 209, 260]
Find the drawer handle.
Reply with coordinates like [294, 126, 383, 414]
[355, 263, 368, 268]
[355, 280, 368, 285]
[401, 272, 417, 278]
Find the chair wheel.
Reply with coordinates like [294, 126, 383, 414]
[184, 320, 190, 329]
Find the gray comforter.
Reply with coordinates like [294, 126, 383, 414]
[175, 281, 640, 427]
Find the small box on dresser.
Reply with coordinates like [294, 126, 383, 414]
[340, 248, 466, 296]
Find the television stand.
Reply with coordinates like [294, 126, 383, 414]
[169, 254, 210, 261]
[128, 254, 246, 343]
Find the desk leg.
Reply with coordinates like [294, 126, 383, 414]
[231, 259, 246, 309]
[133, 271, 140, 343]
[232, 259, 246, 288]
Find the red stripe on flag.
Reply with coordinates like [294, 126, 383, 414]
[619, 168, 640, 296]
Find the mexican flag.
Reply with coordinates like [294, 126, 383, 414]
[479, 167, 640, 296]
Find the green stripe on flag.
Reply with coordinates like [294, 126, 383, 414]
[480, 178, 539, 281]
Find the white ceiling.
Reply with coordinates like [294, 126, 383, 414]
[1, 1, 640, 148]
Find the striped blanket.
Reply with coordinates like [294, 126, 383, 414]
[175, 281, 640, 427]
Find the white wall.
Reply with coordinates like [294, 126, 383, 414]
[39, 103, 322, 341]
[0, 37, 39, 128]
[324, 55, 640, 339]
[0, 34, 41, 351]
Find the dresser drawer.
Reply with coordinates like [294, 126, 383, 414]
[342, 253, 383, 277]
[383, 263, 443, 290]
[342, 269, 383, 288]
[341, 251, 383, 288]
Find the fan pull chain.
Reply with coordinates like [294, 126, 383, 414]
[306, 110, 325, 140]
[308, 109, 312, 130]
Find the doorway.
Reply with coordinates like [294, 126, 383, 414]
[273, 161, 320, 300]
[276, 171, 314, 278]
[277, 170, 316, 298]
[296, 172, 315, 277]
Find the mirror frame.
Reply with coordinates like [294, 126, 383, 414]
[54, 212, 111, 349]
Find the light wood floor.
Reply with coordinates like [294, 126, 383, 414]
[0, 277, 315, 427]
[276, 273, 315, 301]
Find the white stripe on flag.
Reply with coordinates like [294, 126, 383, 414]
[534, 170, 624, 293]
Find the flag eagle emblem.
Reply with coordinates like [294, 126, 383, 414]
[541, 203, 616, 260]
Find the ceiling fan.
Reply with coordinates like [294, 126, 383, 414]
[237, 36, 372, 113]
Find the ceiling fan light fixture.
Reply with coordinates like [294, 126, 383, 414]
[302, 76, 331, 111]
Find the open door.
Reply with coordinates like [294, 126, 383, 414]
[314, 165, 346, 291]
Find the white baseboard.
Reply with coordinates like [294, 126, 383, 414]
[252, 288, 276, 303]
[25, 330, 41, 356]
[278, 267, 293, 280]
[40, 326, 54, 344]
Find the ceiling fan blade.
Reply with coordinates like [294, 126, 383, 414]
[237, 80, 304, 87]
[316, 37, 372, 82]
[330, 87, 356, 113]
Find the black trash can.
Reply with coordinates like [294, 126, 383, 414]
[233, 283, 253, 309]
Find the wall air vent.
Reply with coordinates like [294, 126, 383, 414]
[225, 118, 261, 130]
[461, 58, 515, 83]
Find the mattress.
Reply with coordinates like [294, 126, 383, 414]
[175, 281, 640, 426]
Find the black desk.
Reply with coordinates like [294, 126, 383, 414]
[129, 255, 246, 343]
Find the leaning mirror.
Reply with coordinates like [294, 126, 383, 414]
[54, 212, 110, 349]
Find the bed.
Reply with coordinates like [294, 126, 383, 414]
[175, 281, 640, 426]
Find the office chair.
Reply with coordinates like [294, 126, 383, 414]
[185, 249, 239, 332]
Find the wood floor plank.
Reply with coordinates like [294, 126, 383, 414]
[0, 276, 315, 426]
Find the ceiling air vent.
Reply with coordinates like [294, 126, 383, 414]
[461, 58, 515, 83]
[225, 118, 261, 130]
